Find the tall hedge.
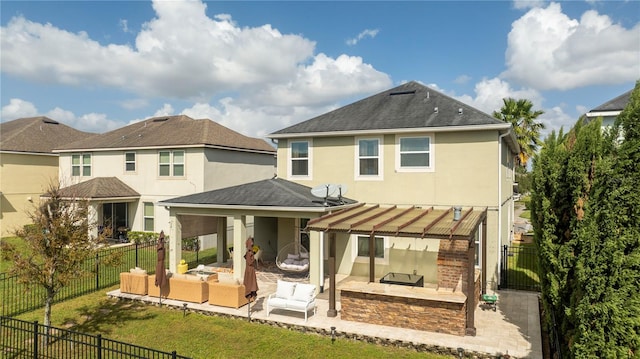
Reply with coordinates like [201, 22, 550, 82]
[532, 81, 640, 358]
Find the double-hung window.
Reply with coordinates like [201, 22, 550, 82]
[125, 152, 136, 172]
[290, 141, 310, 178]
[72, 153, 91, 177]
[396, 135, 433, 172]
[159, 150, 185, 177]
[143, 202, 154, 231]
[356, 137, 382, 179]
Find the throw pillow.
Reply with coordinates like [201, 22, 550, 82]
[275, 280, 296, 299]
[291, 283, 315, 302]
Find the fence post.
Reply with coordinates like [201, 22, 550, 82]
[33, 321, 38, 359]
[172, 350, 177, 359]
[96, 253, 100, 290]
[97, 334, 102, 359]
[135, 242, 139, 268]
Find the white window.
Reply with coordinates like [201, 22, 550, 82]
[353, 235, 388, 264]
[396, 135, 433, 172]
[289, 141, 311, 178]
[125, 152, 136, 172]
[143, 202, 154, 232]
[355, 137, 383, 180]
[159, 150, 185, 177]
[72, 153, 91, 177]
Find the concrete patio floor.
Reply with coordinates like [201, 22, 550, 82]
[108, 264, 542, 359]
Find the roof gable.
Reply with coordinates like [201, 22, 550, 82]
[54, 115, 275, 153]
[0, 117, 96, 153]
[269, 81, 505, 137]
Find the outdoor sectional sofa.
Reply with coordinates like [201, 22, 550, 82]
[119, 269, 148, 295]
[208, 280, 249, 308]
[147, 272, 217, 303]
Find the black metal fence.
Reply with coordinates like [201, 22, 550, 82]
[0, 241, 161, 317]
[0, 316, 191, 359]
[500, 244, 541, 291]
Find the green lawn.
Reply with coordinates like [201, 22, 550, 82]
[14, 288, 453, 359]
[505, 242, 540, 291]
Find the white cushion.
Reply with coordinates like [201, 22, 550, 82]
[284, 258, 295, 265]
[300, 252, 309, 259]
[291, 283, 315, 302]
[275, 280, 296, 299]
[287, 253, 300, 260]
[267, 297, 288, 308]
[287, 299, 315, 311]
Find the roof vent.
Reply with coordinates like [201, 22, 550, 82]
[153, 117, 169, 122]
[458, 108, 463, 115]
[389, 90, 416, 96]
[434, 107, 438, 113]
[43, 118, 59, 124]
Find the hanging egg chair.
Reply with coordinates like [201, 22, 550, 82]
[276, 242, 310, 272]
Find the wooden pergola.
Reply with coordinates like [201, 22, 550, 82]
[305, 203, 487, 335]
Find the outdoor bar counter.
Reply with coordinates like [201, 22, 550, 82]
[339, 281, 469, 336]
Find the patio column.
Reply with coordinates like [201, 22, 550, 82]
[168, 214, 182, 274]
[216, 217, 228, 263]
[308, 230, 321, 293]
[88, 203, 99, 239]
[232, 215, 246, 282]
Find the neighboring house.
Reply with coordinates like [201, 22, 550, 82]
[585, 89, 632, 129]
[0, 117, 96, 237]
[268, 81, 519, 292]
[52, 115, 276, 246]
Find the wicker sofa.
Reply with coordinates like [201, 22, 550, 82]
[208, 280, 249, 308]
[119, 270, 148, 295]
[147, 272, 217, 303]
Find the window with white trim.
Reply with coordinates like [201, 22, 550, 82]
[143, 202, 154, 232]
[396, 136, 432, 171]
[125, 152, 136, 172]
[159, 150, 185, 177]
[290, 141, 310, 177]
[72, 153, 91, 177]
[356, 138, 382, 179]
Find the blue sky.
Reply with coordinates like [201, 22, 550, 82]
[1, 0, 638, 140]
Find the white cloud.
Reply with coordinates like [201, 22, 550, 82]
[1, 98, 38, 119]
[119, 19, 132, 34]
[512, 0, 546, 10]
[502, 2, 640, 90]
[153, 103, 174, 117]
[0, 98, 121, 133]
[453, 75, 472, 85]
[454, 77, 542, 115]
[0, 0, 389, 107]
[346, 29, 380, 46]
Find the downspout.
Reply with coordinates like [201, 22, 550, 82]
[497, 129, 511, 290]
[319, 231, 324, 293]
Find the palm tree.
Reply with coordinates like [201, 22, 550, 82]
[493, 98, 545, 166]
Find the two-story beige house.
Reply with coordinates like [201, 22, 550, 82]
[53, 115, 276, 247]
[160, 81, 518, 295]
[268, 81, 519, 291]
[0, 117, 95, 237]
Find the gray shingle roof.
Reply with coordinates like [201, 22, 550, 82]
[54, 115, 276, 153]
[160, 178, 356, 208]
[588, 89, 633, 113]
[269, 81, 505, 137]
[0, 117, 96, 153]
[55, 177, 140, 200]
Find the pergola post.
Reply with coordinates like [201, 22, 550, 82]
[327, 232, 337, 317]
[369, 233, 375, 283]
[216, 216, 227, 263]
[168, 214, 182, 274]
[232, 215, 246, 282]
[466, 238, 477, 336]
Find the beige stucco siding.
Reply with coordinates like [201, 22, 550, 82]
[0, 153, 59, 237]
[203, 148, 275, 191]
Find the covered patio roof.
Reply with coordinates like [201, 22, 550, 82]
[306, 203, 487, 240]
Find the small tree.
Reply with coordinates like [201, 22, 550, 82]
[0, 183, 116, 329]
